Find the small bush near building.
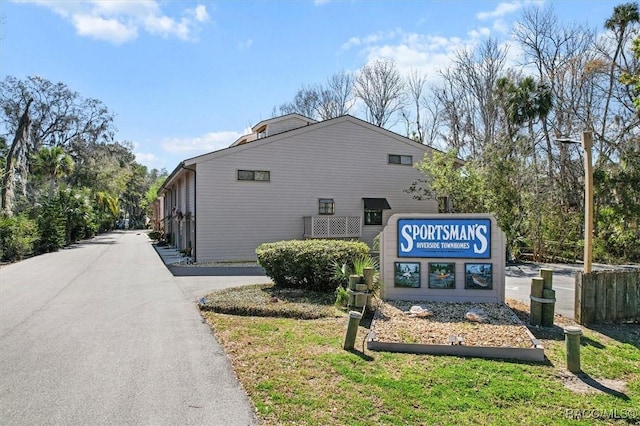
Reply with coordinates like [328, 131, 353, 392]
[148, 231, 162, 241]
[256, 239, 370, 292]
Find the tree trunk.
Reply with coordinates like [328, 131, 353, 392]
[1, 99, 33, 216]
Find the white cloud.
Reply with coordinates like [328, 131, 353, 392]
[341, 3, 541, 81]
[192, 5, 209, 22]
[473, 1, 544, 36]
[161, 131, 243, 155]
[238, 38, 254, 50]
[14, 0, 210, 44]
[476, 1, 523, 20]
[341, 36, 362, 50]
[71, 13, 138, 44]
[476, 1, 544, 23]
[134, 152, 162, 166]
[467, 27, 492, 39]
[342, 30, 400, 51]
[90, 0, 159, 18]
[343, 29, 473, 80]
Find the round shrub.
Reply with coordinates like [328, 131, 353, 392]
[256, 239, 370, 292]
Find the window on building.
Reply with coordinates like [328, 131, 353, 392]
[255, 125, 267, 139]
[237, 170, 270, 181]
[388, 154, 413, 165]
[364, 210, 383, 225]
[318, 198, 335, 215]
[363, 198, 391, 226]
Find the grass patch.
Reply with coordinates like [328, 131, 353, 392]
[200, 283, 345, 319]
[201, 286, 640, 425]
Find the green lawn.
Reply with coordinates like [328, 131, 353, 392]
[201, 284, 639, 425]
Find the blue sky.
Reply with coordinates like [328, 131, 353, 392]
[0, 0, 618, 171]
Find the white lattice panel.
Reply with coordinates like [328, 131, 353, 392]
[315, 217, 329, 235]
[346, 217, 361, 235]
[328, 217, 347, 236]
[304, 216, 361, 238]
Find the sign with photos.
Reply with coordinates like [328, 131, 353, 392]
[381, 214, 505, 303]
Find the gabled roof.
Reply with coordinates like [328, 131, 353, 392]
[185, 115, 462, 166]
[161, 114, 463, 192]
[229, 113, 317, 147]
[230, 133, 258, 147]
[250, 113, 317, 133]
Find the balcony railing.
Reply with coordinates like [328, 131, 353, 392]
[304, 216, 361, 239]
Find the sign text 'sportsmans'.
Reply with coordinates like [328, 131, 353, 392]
[398, 219, 491, 258]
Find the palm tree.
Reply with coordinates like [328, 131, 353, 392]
[605, 2, 639, 34]
[602, 3, 640, 157]
[94, 191, 119, 231]
[32, 146, 74, 200]
[496, 76, 553, 261]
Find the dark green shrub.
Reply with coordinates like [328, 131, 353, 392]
[0, 214, 38, 262]
[36, 198, 66, 253]
[148, 231, 162, 241]
[58, 188, 95, 244]
[256, 239, 370, 292]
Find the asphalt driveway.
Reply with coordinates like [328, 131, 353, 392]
[0, 231, 269, 426]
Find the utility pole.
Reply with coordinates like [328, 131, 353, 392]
[581, 131, 593, 273]
[556, 131, 593, 273]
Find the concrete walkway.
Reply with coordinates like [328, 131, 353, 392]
[154, 244, 191, 265]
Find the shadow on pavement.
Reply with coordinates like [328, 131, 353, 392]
[168, 265, 266, 277]
[65, 235, 119, 249]
[506, 262, 578, 277]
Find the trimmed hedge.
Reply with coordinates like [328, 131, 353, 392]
[256, 239, 370, 292]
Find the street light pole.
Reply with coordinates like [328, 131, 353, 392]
[556, 131, 593, 273]
[581, 131, 593, 273]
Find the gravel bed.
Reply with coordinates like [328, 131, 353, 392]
[371, 300, 535, 348]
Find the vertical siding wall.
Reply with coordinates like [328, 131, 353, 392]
[195, 119, 438, 262]
[575, 270, 640, 324]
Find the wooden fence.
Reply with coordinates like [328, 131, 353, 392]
[575, 270, 640, 324]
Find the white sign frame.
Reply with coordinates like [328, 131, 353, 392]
[380, 213, 506, 303]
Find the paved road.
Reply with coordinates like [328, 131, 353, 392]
[505, 263, 580, 319]
[0, 231, 269, 426]
[504, 262, 640, 319]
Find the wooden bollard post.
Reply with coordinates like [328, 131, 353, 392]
[530, 277, 544, 326]
[348, 275, 360, 291]
[343, 311, 363, 350]
[363, 267, 375, 290]
[564, 326, 582, 373]
[348, 275, 360, 307]
[540, 268, 556, 327]
[541, 288, 556, 326]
